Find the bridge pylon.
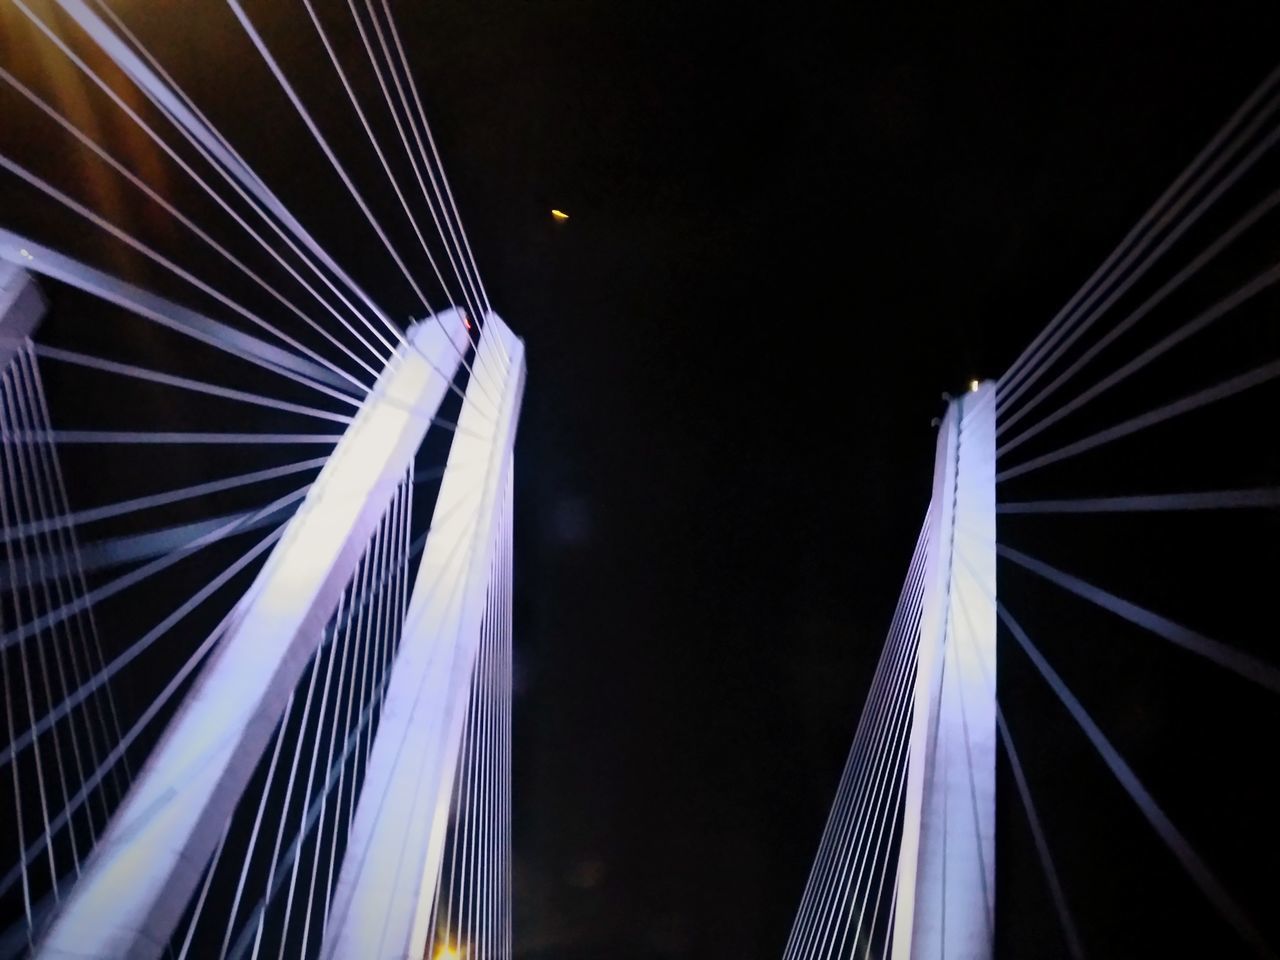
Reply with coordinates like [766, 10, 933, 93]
[891, 383, 997, 960]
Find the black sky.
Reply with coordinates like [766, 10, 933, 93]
[2, 1, 1280, 957]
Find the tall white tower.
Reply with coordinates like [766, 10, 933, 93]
[892, 383, 998, 960]
[36, 310, 525, 959]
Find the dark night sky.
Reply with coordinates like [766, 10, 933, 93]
[2, 1, 1280, 957]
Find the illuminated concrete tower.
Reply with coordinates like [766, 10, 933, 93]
[892, 383, 998, 960]
[37, 309, 525, 959]
[322, 315, 523, 960]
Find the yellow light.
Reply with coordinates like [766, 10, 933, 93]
[969, 379, 980, 393]
[433, 947, 462, 960]
[550, 209, 570, 221]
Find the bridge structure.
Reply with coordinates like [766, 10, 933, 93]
[0, 2, 519, 958]
[784, 64, 1280, 959]
[2, 4, 1279, 960]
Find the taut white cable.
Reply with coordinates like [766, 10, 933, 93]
[0, 458, 327, 544]
[296, 586, 360, 960]
[0, 65, 380, 391]
[788, 530, 929, 960]
[300, 0, 461, 316]
[378, 0, 497, 320]
[784, 520, 930, 959]
[0, 153, 366, 409]
[0, 528, 282, 902]
[218, 689, 299, 958]
[275, 596, 346, 960]
[30, 343, 353, 424]
[999, 257, 1280, 459]
[997, 357, 1280, 483]
[46, 0, 406, 361]
[226, 0, 431, 334]
[0, 599, 34, 945]
[246, 616, 346, 959]
[4, 367, 95, 868]
[999, 185, 1280, 440]
[344, 0, 483, 332]
[847, 696, 915, 954]
[998, 64, 1280, 398]
[346, 522, 385, 830]
[0, 484, 312, 652]
[17, 347, 126, 814]
[321, 521, 381, 941]
[0, 374, 65, 894]
[951, 579, 1083, 960]
[177, 819, 233, 960]
[802, 585, 923, 960]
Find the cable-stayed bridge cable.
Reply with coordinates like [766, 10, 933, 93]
[998, 63, 1280, 399]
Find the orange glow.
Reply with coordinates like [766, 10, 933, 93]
[433, 947, 463, 960]
[551, 209, 570, 221]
